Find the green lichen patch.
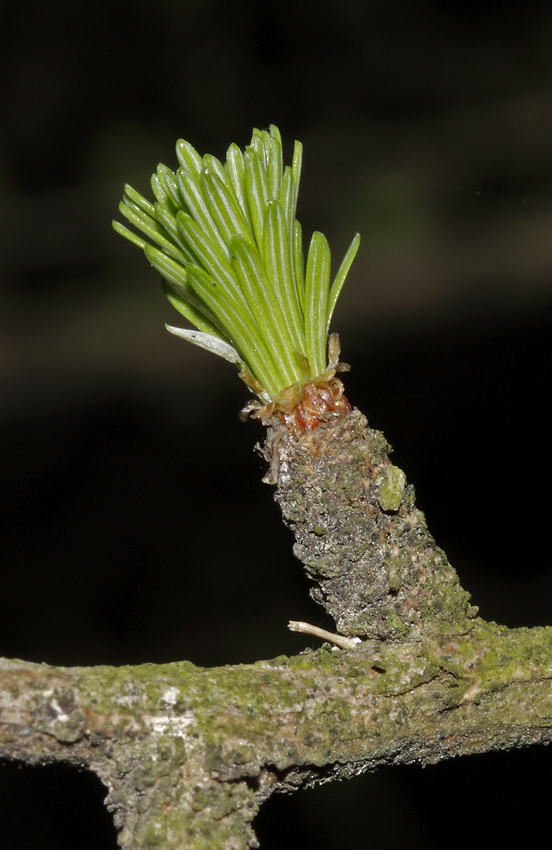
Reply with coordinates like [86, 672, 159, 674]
[377, 464, 407, 511]
[270, 409, 475, 641]
[425, 620, 552, 705]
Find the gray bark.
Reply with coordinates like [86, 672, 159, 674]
[2, 409, 552, 849]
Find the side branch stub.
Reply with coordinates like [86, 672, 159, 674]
[265, 408, 477, 641]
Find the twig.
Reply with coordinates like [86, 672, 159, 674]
[288, 620, 361, 650]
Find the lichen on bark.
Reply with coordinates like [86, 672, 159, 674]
[2, 406, 552, 850]
[264, 408, 477, 641]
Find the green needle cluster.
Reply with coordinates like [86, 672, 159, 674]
[113, 125, 360, 402]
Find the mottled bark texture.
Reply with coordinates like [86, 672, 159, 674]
[2, 408, 552, 850]
[264, 409, 476, 640]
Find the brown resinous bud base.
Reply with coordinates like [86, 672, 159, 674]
[239, 332, 351, 434]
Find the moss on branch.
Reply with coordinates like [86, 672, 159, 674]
[2, 409, 551, 849]
[264, 408, 477, 640]
[3, 618, 552, 848]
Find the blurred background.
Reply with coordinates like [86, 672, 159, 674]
[1, 0, 551, 847]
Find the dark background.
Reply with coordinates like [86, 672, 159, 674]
[1, 0, 551, 847]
